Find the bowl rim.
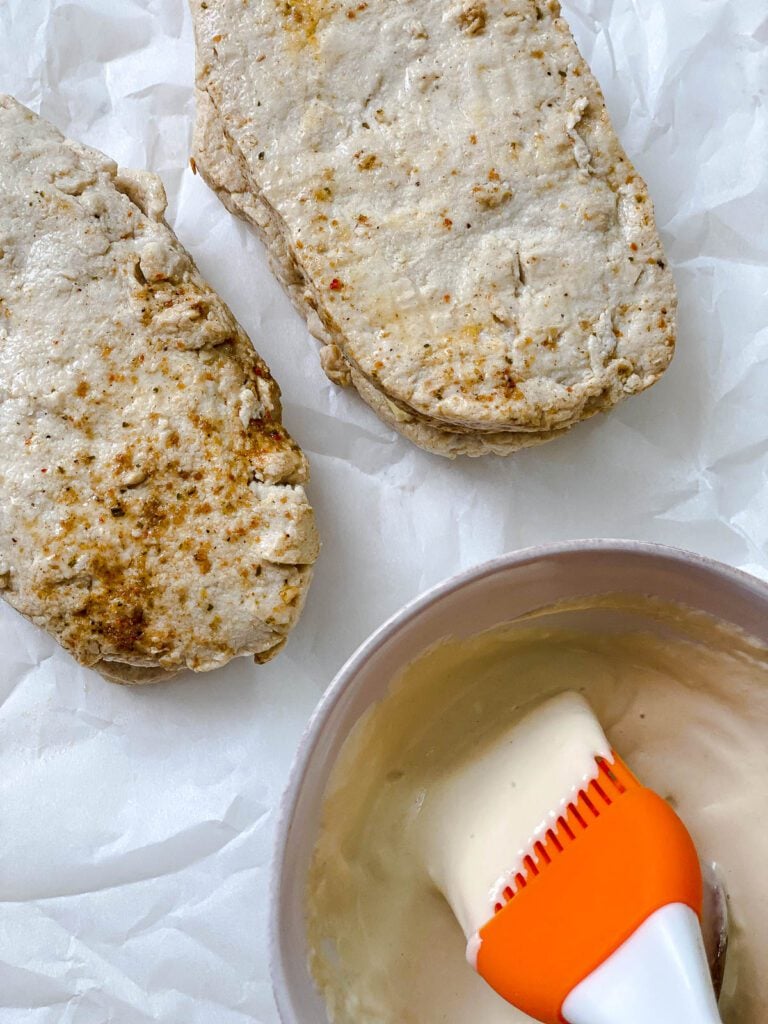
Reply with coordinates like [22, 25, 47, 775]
[269, 539, 768, 1022]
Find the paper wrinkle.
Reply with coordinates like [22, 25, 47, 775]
[1, 0, 768, 1020]
[9, 810, 259, 904]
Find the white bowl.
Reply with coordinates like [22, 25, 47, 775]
[270, 540, 768, 1024]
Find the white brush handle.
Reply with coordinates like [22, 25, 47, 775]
[562, 904, 723, 1024]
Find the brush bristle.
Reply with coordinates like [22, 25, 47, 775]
[493, 755, 634, 912]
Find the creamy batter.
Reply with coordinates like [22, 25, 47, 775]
[306, 599, 768, 1024]
[421, 691, 612, 949]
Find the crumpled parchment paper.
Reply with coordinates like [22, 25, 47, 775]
[0, 1, 766, 1020]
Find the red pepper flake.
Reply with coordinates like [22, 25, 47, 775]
[41, 467, 47, 473]
[629, 242, 638, 251]
[329, 278, 343, 291]
[443, 218, 453, 228]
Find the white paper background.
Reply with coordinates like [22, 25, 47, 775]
[0, 1, 766, 1020]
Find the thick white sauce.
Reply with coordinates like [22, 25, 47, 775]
[307, 600, 768, 1024]
[420, 691, 611, 948]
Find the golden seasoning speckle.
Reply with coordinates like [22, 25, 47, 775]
[356, 154, 380, 171]
[457, 2, 487, 35]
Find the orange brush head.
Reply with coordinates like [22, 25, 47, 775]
[475, 754, 703, 1024]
